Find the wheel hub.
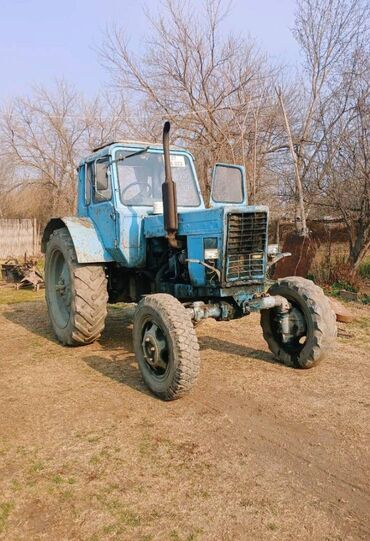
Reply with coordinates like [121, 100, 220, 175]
[141, 323, 168, 373]
[56, 278, 66, 294]
[49, 252, 72, 328]
[55, 276, 71, 307]
[276, 306, 306, 344]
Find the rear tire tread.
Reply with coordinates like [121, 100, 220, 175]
[261, 277, 337, 368]
[45, 228, 108, 346]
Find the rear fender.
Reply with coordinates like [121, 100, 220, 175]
[42, 217, 113, 263]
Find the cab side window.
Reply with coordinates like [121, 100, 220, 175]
[93, 158, 112, 203]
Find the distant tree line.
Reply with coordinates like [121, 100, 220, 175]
[0, 0, 368, 273]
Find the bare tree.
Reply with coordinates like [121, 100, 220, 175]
[276, 87, 308, 236]
[0, 81, 88, 215]
[0, 82, 128, 221]
[84, 91, 128, 151]
[100, 0, 281, 201]
[271, 0, 368, 238]
[0, 158, 13, 218]
[313, 54, 370, 273]
[2, 0, 366, 277]
[291, 0, 370, 270]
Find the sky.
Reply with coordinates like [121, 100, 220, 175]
[0, 0, 300, 102]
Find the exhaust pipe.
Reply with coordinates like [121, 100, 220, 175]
[162, 121, 178, 248]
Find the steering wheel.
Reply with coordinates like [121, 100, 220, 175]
[121, 181, 152, 204]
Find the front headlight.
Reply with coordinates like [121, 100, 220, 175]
[267, 244, 279, 256]
[204, 248, 220, 260]
[204, 237, 219, 260]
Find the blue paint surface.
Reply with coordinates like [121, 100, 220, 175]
[59, 217, 113, 263]
[76, 143, 207, 267]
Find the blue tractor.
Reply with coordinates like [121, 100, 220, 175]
[42, 122, 336, 400]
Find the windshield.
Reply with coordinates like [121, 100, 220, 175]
[115, 150, 201, 207]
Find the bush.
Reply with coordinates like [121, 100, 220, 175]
[309, 251, 361, 291]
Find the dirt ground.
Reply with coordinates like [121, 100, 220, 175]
[0, 286, 369, 541]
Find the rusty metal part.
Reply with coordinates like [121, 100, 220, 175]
[247, 294, 290, 312]
[1, 257, 44, 291]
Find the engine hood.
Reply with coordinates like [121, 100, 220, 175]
[143, 207, 224, 238]
[144, 205, 268, 239]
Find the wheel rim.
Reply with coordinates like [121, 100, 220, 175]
[140, 318, 169, 377]
[270, 299, 308, 355]
[48, 249, 72, 328]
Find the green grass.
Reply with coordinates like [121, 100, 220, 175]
[36, 258, 45, 275]
[96, 494, 142, 535]
[331, 280, 358, 293]
[29, 460, 45, 474]
[0, 286, 44, 305]
[354, 317, 370, 331]
[0, 502, 14, 534]
[359, 258, 370, 280]
[51, 474, 65, 485]
[345, 316, 370, 350]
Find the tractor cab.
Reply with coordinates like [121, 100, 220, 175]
[76, 138, 254, 276]
[77, 141, 203, 267]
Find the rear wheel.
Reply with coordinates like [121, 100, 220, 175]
[45, 227, 108, 345]
[133, 294, 200, 400]
[260, 277, 336, 368]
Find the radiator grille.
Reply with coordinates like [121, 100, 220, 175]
[224, 212, 267, 283]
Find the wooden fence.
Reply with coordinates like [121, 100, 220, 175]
[0, 219, 41, 259]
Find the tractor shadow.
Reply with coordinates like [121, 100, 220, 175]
[84, 332, 277, 396]
[3, 298, 59, 343]
[2, 300, 136, 348]
[198, 335, 276, 365]
[84, 353, 154, 397]
[85, 307, 278, 392]
[4, 300, 278, 396]
[3, 300, 151, 397]
[83, 304, 155, 397]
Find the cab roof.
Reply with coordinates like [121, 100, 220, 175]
[80, 140, 191, 167]
[92, 140, 184, 153]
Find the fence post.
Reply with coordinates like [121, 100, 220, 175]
[33, 218, 37, 256]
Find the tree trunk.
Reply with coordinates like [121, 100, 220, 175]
[276, 88, 309, 237]
[347, 225, 370, 275]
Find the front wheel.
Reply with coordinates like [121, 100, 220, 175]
[260, 277, 337, 368]
[133, 294, 200, 400]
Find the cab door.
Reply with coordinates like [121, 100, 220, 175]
[87, 157, 118, 257]
[210, 163, 247, 208]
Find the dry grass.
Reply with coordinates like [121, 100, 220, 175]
[0, 287, 369, 540]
